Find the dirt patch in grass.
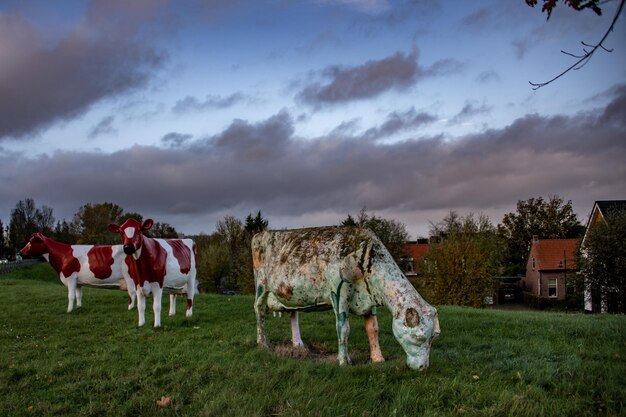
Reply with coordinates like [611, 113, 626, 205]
[271, 341, 376, 366]
[272, 342, 337, 364]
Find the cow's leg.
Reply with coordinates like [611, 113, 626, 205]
[254, 281, 269, 348]
[290, 312, 304, 347]
[66, 276, 77, 313]
[364, 313, 384, 363]
[185, 275, 195, 318]
[169, 294, 176, 316]
[152, 283, 163, 328]
[75, 286, 83, 308]
[127, 281, 136, 310]
[330, 281, 351, 365]
[136, 286, 146, 327]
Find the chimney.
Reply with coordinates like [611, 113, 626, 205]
[532, 235, 539, 243]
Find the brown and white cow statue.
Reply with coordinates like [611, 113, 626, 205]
[108, 218, 197, 327]
[253, 226, 440, 370]
[19, 233, 136, 312]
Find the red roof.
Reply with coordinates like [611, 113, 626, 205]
[530, 239, 579, 271]
[404, 242, 429, 260]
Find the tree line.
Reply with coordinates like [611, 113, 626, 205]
[2, 196, 622, 312]
[1, 199, 179, 258]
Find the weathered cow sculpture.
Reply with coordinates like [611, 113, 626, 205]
[19, 233, 136, 312]
[108, 218, 197, 327]
[253, 226, 440, 370]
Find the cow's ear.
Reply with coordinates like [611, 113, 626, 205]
[142, 219, 154, 231]
[32, 233, 44, 243]
[108, 223, 121, 233]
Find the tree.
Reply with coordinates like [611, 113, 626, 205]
[342, 207, 409, 263]
[244, 211, 269, 236]
[424, 212, 503, 308]
[0, 219, 7, 258]
[73, 202, 126, 244]
[578, 209, 626, 313]
[194, 233, 232, 293]
[52, 220, 80, 244]
[341, 214, 357, 226]
[525, 0, 624, 89]
[9, 198, 55, 254]
[498, 196, 583, 275]
[216, 215, 255, 293]
[146, 222, 178, 238]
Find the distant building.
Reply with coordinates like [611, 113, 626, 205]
[402, 239, 429, 277]
[523, 237, 579, 300]
[581, 200, 626, 313]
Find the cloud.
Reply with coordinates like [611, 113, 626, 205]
[296, 50, 463, 107]
[512, 39, 529, 60]
[161, 132, 193, 148]
[315, 0, 391, 14]
[172, 93, 246, 113]
[460, 7, 493, 28]
[449, 101, 492, 125]
[476, 70, 500, 83]
[0, 0, 165, 140]
[361, 107, 437, 141]
[1, 85, 624, 235]
[88, 116, 117, 138]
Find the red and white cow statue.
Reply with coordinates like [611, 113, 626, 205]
[108, 218, 197, 327]
[19, 233, 137, 312]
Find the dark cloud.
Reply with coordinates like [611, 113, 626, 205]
[297, 50, 462, 107]
[161, 132, 193, 148]
[88, 116, 117, 139]
[449, 101, 492, 125]
[172, 93, 246, 113]
[361, 108, 437, 141]
[0, 0, 165, 140]
[1, 85, 624, 234]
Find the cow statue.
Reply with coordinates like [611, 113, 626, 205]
[252, 226, 440, 370]
[19, 233, 136, 312]
[108, 218, 197, 327]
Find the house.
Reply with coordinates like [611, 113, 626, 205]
[582, 200, 626, 312]
[402, 239, 430, 277]
[522, 237, 579, 300]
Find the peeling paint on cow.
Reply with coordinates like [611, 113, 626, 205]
[252, 226, 440, 370]
[404, 308, 420, 328]
[276, 282, 293, 301]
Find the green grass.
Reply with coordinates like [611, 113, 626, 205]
[1, 263, 624, 417]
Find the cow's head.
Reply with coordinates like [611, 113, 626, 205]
[392, 305, 440, 370]
[20, 233, 48, 256]
[108, 218, 153, 258]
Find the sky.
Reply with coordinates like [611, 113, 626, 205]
[0, 0, 625, 239]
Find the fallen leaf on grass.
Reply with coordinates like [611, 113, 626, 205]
[156, 396, 171, 408]
[472, 375, 480, 381]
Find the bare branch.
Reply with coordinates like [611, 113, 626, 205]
[529, 0, 624, 89]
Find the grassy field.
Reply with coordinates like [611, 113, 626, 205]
[1, 263, 624, 417]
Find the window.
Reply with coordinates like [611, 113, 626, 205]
[548, 278, 557, 298]
[532, 257, 536, 270]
